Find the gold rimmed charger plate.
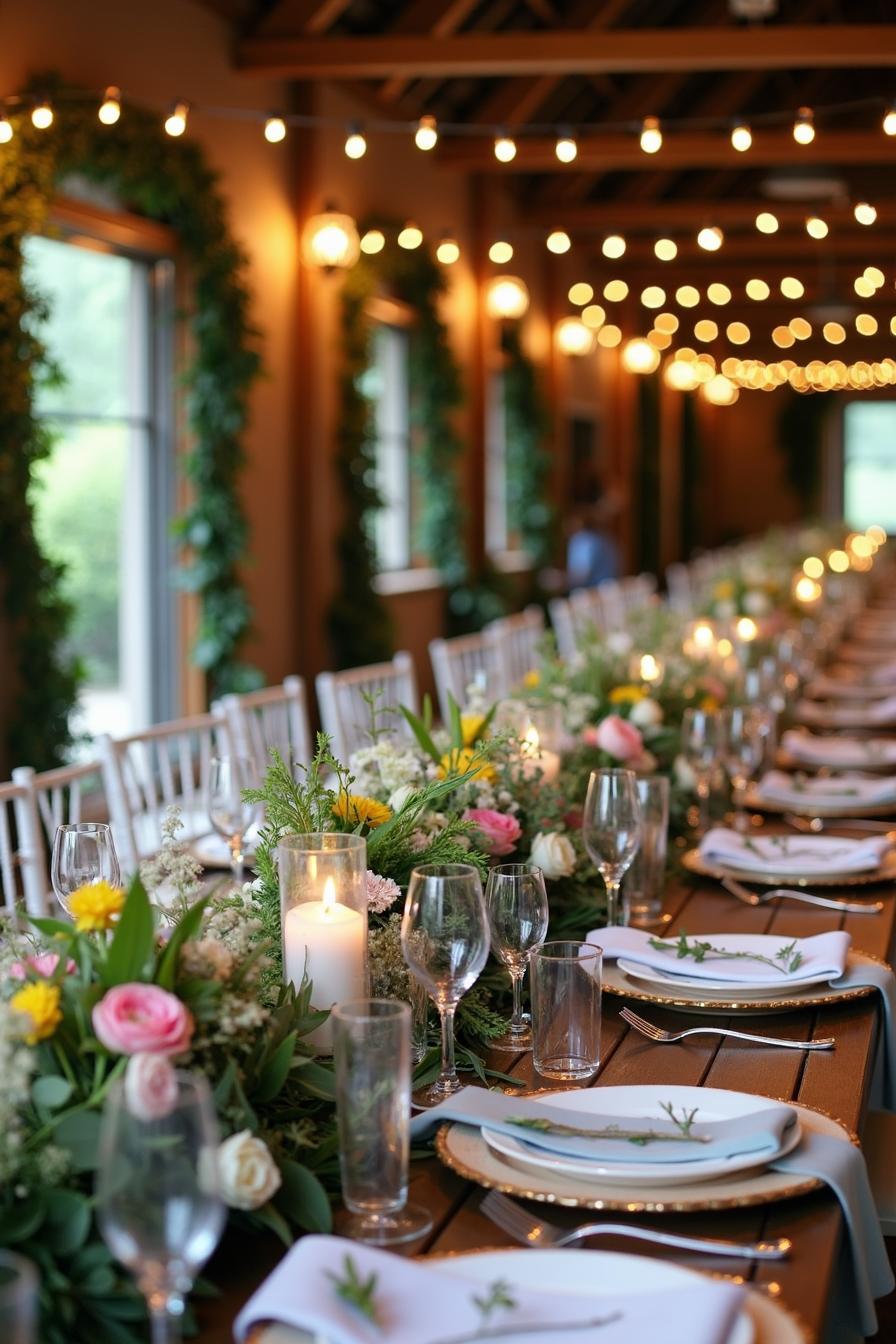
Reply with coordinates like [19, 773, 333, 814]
[602, 950, 883, 1016]
[776, 748, 896, 775]
[681, 844, 896, 888]
[743, 785, 896, 819]
[434, 1096, 854, 1215]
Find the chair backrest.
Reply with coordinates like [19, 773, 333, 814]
[621, 573, 658, 613]
[216, 676, 312, 778]
[568, 588, 606, 646]
[483, 606, 546, 694]
[315, 652, 419, 762]
[548, 598, 578, 662]
[428, 632, 503, 720]
[665, 562, 693, 612]
[10, 760, 108, 915]
[595, 580, 626, 632]
[0, 779, 47, 917]
[98, 711, 230, 876]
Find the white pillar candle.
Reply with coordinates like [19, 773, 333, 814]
[520, 726, 561, 785]
[283, 877, 367, 1052]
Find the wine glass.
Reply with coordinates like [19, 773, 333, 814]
[51, 822, 121, 915]
[582, 768, 642, 927]
[680, 708, 727, 836]
[0, 1250, 37, 1344]
[401, 864, 490, 1106]
[207, 756, 258, 885]
[724, 705, 767, 831]
[484, 864, 549, 1052]
[96, 1070, 226, 1344]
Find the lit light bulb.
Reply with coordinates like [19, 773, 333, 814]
[582, 304, 605, 329]
[546, 229, 571, 254]
[664, 358, 699, 391]
[697, 225, 723, 251]
[414, 115, 438, 151]
[794, 575, 822, 604]
[655, 312, 679, 333]
[806, 216, 828, 239]
[864, 265, 885, 288]
[789, 317, 812, 340]
[780, 276, 804, 299]
[654, 238, 677, 261]
[803, 556, 824, 579]
[488, 239, 513, 264]
[622, 338, 660, 373]
[755, 211, 779, 234]
[596, 324, 622, 348]
[822, 321, 846, 344]
[702, 373, 739, 405]
[494, 133, 517, 162]
[735, 617, 759, 642]
[883, 105, 896, 136]
[675, 285, 700, 308]
[435, 236, 460, 264]
[726, 321, 750, 344]
[568, 282, 593, 306]
[640, 116, 662, 154]
[486, 275, 529, 320]
[694, 319, 718, 342]
[556, 317, 595, 356]
[360, 229, 385, 255]
[164, 101, 188, 137]
[856, 313, 878, 336]
[31, 100, 53, 130]
[854, 201, 877, 225]
[0, 116, 13, 144]
[397, 222, 423, 249]
[264, 115, 287, 144]
[793, 107, 815, 144]
[98, 86, 121, 125]
[827, 549, 849, 573]
[302, 210, 361, 270]
[640, 286, 665, 309]
[602, 234, 626, 259]
[730, 122, 752, 152]
[746, 278, 770, 300]
[555, 132, 577, 163]
[344, 124, 366, 158]
[603, 279, 628, 302]
[707, 283, 731, 306]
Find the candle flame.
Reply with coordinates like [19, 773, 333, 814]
[694, 623, 714, 650]
[322, 877, 337, 915]
[522, 723, 540, 757]
[640, 654, 660, 682]
[735, 616, 758, 642]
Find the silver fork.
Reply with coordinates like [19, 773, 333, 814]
[784, 812, 896, 839]
[620, 1005, 835, 1051]
[722, 873, 884, 915]
[480, 1189, 791, 1259]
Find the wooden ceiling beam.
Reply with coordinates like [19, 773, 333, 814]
[522, 200, 892, 228]
[377, 0, 482, 105]
[237, 25, 896, 78]
[250, 0, 353, 37]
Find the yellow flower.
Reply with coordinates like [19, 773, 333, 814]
[68, 880, 124, 932]
[609, 684, 648, 705]
[438, 747, 495, 783]
[11, 981, 62, 1045]
[332, 793, 392, 829]
[522, 669, 541, 689]
[460, 714, 488, 747]
[713, 579, 735, 600]
[700, 695, 721, 712]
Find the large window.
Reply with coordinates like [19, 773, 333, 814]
[24, 228, 176, 743]
[361, 323, 413, 571]
[843, 401, 896, 531]
[485, 370, 509, 555]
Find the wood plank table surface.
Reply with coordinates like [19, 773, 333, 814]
[200, 839, 896, 1344]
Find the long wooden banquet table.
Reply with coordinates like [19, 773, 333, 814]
[204, 841, 894, 1343]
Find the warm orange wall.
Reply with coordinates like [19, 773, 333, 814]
[696, 393, 803, 545]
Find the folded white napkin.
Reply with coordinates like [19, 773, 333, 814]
[698, 826, 891, 874]
[806, 674, 896, 700]
[782, 730, 896, 769]
[756, 770, 896, 807]
[234, 1235, 745, 1344]
[837, 644, 896, 666]
[590, 924, 851, 985]
[797, 695, 896, 727]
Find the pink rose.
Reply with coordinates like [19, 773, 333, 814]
[10, 953, 76, 980]
[592, 714, 644, 763]
[93, 983, 194, 1057]
[124, 1053, 179, 1121]
[463, 808, 522, 857]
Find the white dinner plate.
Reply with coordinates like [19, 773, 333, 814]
[615, 957, 834, 1000]
[191, 825, 261, 870]
[480, 1084, 800, 1189]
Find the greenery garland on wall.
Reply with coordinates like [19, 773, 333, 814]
[501, 324, 555, 570]
[0, 82, 261, 768]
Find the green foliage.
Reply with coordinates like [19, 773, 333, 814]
[0, 82, 261, 766]
[501, 325, 555, 568]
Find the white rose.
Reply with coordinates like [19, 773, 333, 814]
[530, 832, 576, 880]
[388, 784, 416, 812]
[743, 590, 770, 616]
[673, 754, 697, 792]
[629, 698, 663, 730]
[217, 1130, 282, 1211]
[606, 631, 633, 656]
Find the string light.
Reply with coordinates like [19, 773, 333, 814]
[856, 313, 879, 335]
[883, 104, 896, 136]
[164, 101, 188, 137]
[727, 321, 751, 344]
[745, 278, 770, 300]
[264, 114, 287, 144]
[664, 358, 700, 391]
[640, 116, 662, 154]
[823, 321, 846, 344]
[488, 240, 513, 264]
[31, 99, 53, 130]
[793, 107, 815, 144]
[730, 122, 752, 152]
[568, 282, 594, 306]
[655, 312, 679, 333]
[772, 325, 795, 348]
[602, 234, 626, 259]
[555, 131, 577, 163]
[703, 373, 739, 405]
[98, 86, 121, 125]
[806, 216, 829, 239]
[675, 285, 700, 308]
[648, 328, 672, 350]
[789, 317, 812, 339]
[397, 222, 423, 249]
[654, 238, 677, 261]
[343, 124, 366, 158]
[556, 317, 595, 356]
[302, 210, 360, 269]
[603, 279, 628, 302]
[855, 275, 875, 297]
[707, 283, 732, 306]
[494, 132, 517, 162]
[622, 338, 660, 373]
[360, 229, 386, 255]
[486, 275, 529, 319]
[780, 276, 804, 299]
[582, 304, 606, 329]
[435, 236, 460, 264]
[546, 229, 571, 254]
[641, 286, 666, 309]
[864, 265, 885, 287]
[694, 318, 718, 342]
[854, 201, 877, 225]
[697, 225, 723, 251]
[0, 117, 13, 144]
[414, 115, 438, 151]
[755, 212, 779, 234]
[596, 324, 622, 348]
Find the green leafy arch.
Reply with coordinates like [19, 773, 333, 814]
[0, 83, 261, 769]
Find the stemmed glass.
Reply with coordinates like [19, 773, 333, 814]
[484, 864, 549, 1052]
[724, 705, 766, 831]
[582, 768, 642, 927]
[96, 1071, 226, 1344]
[207, 756, 258, 886]
[681, 708, 727, 836]
[401, 864, 490, 1106]
[51, 822, 121, 915]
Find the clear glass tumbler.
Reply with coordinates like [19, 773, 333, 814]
[531, 941, 602, 1082]
[622, 776, 670, 929]
[332, 998, 433, 1247]
[0, 1250, 38, 1344]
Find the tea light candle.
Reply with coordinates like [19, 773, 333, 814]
[520, 725, 561, 785]
[283, 877, 366, 1051]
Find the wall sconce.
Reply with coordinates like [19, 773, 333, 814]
[301, 208, 361, 271]
[485, 275, 530, 320]
[555, 316, 594, 355]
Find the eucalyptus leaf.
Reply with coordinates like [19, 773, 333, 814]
[253, 1031, 297, 1104]
[44, 1189, 91, 1255]
[54, 1110, 102, 1171]
[32, 1074, 74, 1111]
[275, 1158, 333, 1232]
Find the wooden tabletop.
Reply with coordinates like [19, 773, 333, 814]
[200, 846, 895, 1344]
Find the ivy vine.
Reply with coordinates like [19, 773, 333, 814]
[501, 324, 554, 568]
[0, 82, 261, 768]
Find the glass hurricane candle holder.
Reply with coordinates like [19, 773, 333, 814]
[629, 651, 665, 689]
[279, 833, 368, 1053]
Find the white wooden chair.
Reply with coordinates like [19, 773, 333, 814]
[568, 588, 607, 647]
[595, 580, 626, 632]
[429, 632, 503, 720]
[11, 760, 108, 915]
[665, 562, 693, 612]
[622, 573, 658, 611]
[483, 606, 545, 694]
[216, 676, 312, 778]
[0, 779, 48, 917]
[98, 712, 230, 876]
[316, 652, 418, 762]
[548, 598, 578, 662]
